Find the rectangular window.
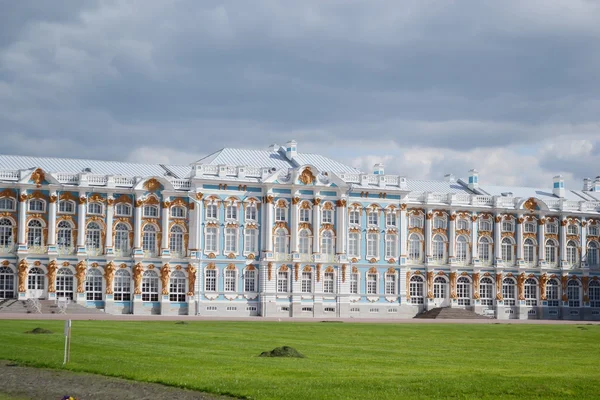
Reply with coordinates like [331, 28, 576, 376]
[350, 273, 358, 294]
[367, 273, 377, 295]
[245, 205, 257, 221]
[368, 212, 378, 226]
[348, 233, 360, 258]
[224, 228, 237, 253]
[386, 213, 397, 227]
[366, 233, 379, 258]
[244, 270, 256, 292]
[244, 229, 258, 254]
[206, 204, 218, 219]
[385, 235, 397, 259]
[323, 272, 334, 294]
[322, 209, 333, 224]
[349, 211, 360, 225]
[385, 274, 396, 295]
[224, 270, 236, 292]
[275, 207, 287, 222]
[205, 269, 217, 292]
[546, 223, 558, 234]
[205, 228, 218, 252]
[277, 271, 289, 293]
[143, 206, 158, 218]
[301, 272, 312, 293]
[225, 205, 237, 220]
[299, 209, 310, 222]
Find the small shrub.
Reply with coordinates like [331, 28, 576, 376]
[259, 346, 305, 358]
[25, 327, 53, 334]
[175, 321, 188, 325]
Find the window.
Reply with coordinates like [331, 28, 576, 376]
[456, 236, 468, 264]
[348, 232, 359, 258]
[113, 269, 131, 301]
[545, 222, 558, 234]
[142, 225, 157, 255]
[589, 280, 600, 308]
[502, 220, 514, 232]
[479, 219, 492, 232]
[432, 235, 445, 263]
[277, 270, 289, 293]
[502, 278, 516, 306]
[408, 233, 422, 262]
[322, 208, 333, 224]
[587, 241, 599, 267]
[244, 268, 256, 292]
[169, 271, 186, 302]
[225, 205, 237, 220]
[0, 218, 13, 247]
[385, 272, 397, 296]
[224, 269, 236, 292]
[114, 223, 130, 255]
[171, 206, 186, 218]
[85, 269, 103, 301]
[409, 275, 423, 304]
[143, 205, 158, 218]
[58, 200, 75, 214]
[457, 219, 469, 231]
[349, 210, 360, 225]
[350, 272, 358, 294]
[478, 237, 492, 265]
[0, 197, 15, 211]
[366, 272, 377, 295]
[366, 233, 379, 258]
[205, 268, 217, 292]
[57, 221, 73, 249]
[546, 239, 558, 265]
[367, 211, 378, 226]
[523, 238, 536, 264]
[169, 225, 185, 255]
[298, 229, 311, 255]
[501, 238, 514, 264]
[433, 217, 447, 230]
[224, 227, 238, 253]
[86, 222, 102, 254]
[274, 229, 287, 254]
[205, 227, 218, 252]
[244, 228, 258, 254]
[433, 277, 447, 300]
[27, 267, 44, 291]
[87, 202, 102, 215]
[385, 234, 398, 259]
[206, 204, 218, 219]
[567, 280, 581, 307]
[589, 225, 599, 237]
[546, 278, 560, 307]
[301, 271, 312, 293]
[480, 277, 494, 306]
[323, 271, 334, 294]
[299, 208, 311, 223]
[566, 241, 578, 266]
[245, 204, 257, 221]
[457, 277, 471, 306]
[275, 206, 287, 222]
[115, 203, 131, 216]
[55, 268, 74, 300]
[321, 230, 334, 255]
[409, 216, 423, 229]
[28, 199, 44, 212]
[141, 270, 159, 302]
[524, 278, 537, 306]
[567, 224, 579, 235]
[386, 212, 397, 227]
[524, 222, 536, 234]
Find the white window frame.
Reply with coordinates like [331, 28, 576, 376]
[409, 275, 423, 304]
[58, 200, 75, 214]
[115, 203, 132, 217]
[143, 205, 159, 218]
[28, 199, 45, 212]
[87, 202, 103, 215]
[366, 232, 379, 259]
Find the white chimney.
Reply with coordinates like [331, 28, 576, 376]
[468, 169, 479, 190]
[583, 178, 592, 191]
[553, 175, 565, 198]
[444, 173, 455, 183]
[593, 176, 600, 192]
[373, 163, 384, 175]
[285, 140, 297, 160]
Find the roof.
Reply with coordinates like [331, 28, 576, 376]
[475, 184, 586, 201]
[405, 179, 473, 194]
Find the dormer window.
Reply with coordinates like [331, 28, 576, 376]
[115, 203, 132, 217]
[87, 202, 103, 215]
[28, 199, 44, 212]
[524, 221, 536, 234]
[386, 212, 397, 227]
[225, 204, 237, 220]
[143, 205, 159, 218]
[367, 211, 378, 226]
[206, 204, 218, 219]
[58, 200, 75, 214]
[171, 206, 186, 219]
[245, 204, 257, 221]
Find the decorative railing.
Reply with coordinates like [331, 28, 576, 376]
[0, 171, 19, 180]
[114, 249, 132, 257]
[55, 173, 79, 184]
[28, 245, 47, 255]
[86, 247, 103, 256]
[114, 176, 136, 186]
[169, 179, 191, 190]
[57, 246, 75, 255]
[143, 250, 158, 258]
[273, 253, 291, 262]
[0, 244, 16, 255]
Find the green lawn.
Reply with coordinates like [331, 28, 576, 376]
[1, 320, 599, 399]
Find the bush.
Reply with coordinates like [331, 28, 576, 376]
[25, 327, 53, 334]
[259, 346, 305, 358]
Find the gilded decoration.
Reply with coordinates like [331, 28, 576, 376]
[539, 273, 548, 300]
[351, 257, 358, 263]
[280, 265, 289, 272]
[30, 168, 45, 187]
[405, 271, 411, 300]
[27, 191, 46, 201]
[207, 253, 216, 259]
[517, 217, 524, 224]
[62, 262, 70, 267]
[561, 220, 568, 226]
[524, 198, 538, 212]
[320, 224, 335, 234]
[456, 229, 470, 236]
[408, 227, 424, 235]
[369, 258, 377, 264]
[299, 223, 312, 232]
[276, 199, 287, 208]
[268, 262, 272, 281]
[561, 276, 569, 302]
[367, 228, 379, 234]
[0, 188, 16, 200]
[187, 265, 196, 295]
[449, 214, 457, 221]
[143, 178, 161, 192]
[316, 264, 321, 282]
[432, 228, 446, 236]
[133, 263, 143, 294]
[322, 202, 334, 211]
[291, 197, 300, 205]
[75, 261, 86, 293]
[300, 201, 311, 210]
[567, 235, 580, 242]
[313, 198, 321, 206]
[303, 265, 312, 272]
[582, 276, 590, 299]
[387, 258, 396, 264]
[104, 262, 116, 294]
[352, 266, 358, 273]
[336, 199, 347, 208]
[227, 253, 235, 259]
[272, 222, 289, 233]
[246, 253, 255, 260]
[46, 260, 58, 293]
[471, 215, 478, 222]
[426, 213, 433, 220]
[495, 273, 503, 300]
[88, 193, 106, 203]
[495, 216, 502, 223]
[162, 201, 172, 208]
[33, 261, 41, 266]
[1, 260, 9, 266]
[342, 264, 346, 283]
[400, 204, 407, 211]
[18, 259, 28, 292]
[299, 168, 316, 185]
[478, 231, 492, 239]
[19, 193, 27, 202]
[265, 195, 274, 204]
[523, 233, 537, 240]
[517, 273, 526, 300]
[546, 233, 558, 241]
[325, 266, 335, 273]
[78, 196, 87, 205]
[501, 232, 515, 239]
[449, 272, 457, 299]
[426, 272, 434, 299]
[160, 264, 171, 295]
[206, 222, 219, 228]
[294, 264, 299, 281]
[473, 272, 480, 299]
[119, 263, 127, 268]
[143, 195, 160, 206]
[49, 194, 58, 204]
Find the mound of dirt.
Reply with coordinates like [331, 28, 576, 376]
[25, 327, 53, 334]
[259, 346, 305, 358]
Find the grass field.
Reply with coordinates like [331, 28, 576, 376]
[1, 320, 599, 399]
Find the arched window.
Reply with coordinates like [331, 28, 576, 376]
[57, 220, 73, 250]
[567, 224, 579, 236]
[244, 228, 258, 254]
[502, 220, 514, 233]
[87, 202, 103, 215]
[0, 266, 15, 299]
[479, 218, 492, 232]
[502, 277, 516, 306]
[523, 238, 536, 265]
[142, 225, 157, 256]
[567, 279, 581, 307]
[433, 276, 447, 300]
[385, 271, 397, 296]
[409, 275, 423, 304]
[433, 216, 447, 230]
[321, 208, 333, 224]
[277, 268, 289, 293]
[366, 271, 378, 295]
[524, 278, 537, 306]
[224, 227, 238, 253]
[28, 199, 44, 212]
[366, 232, 379, 258]
[114, 223, 130, 255]
[456, 277, 471, 306]
[27, 267, 44, 291]
[385, 234, 398, 259]
[245, 204, 257, 221]
[409, 216, 423, 229]
[114, 269, 131, 301]
[299, 229, 312, 256]
[141, 270, 159, 302]
[386, 212, 397, 227]
[115, 203, 131, 216]
[432, 234, 445, 263]
[274, 229, 288, 255]
[546, 278, 560, 307]
[324, 270, 335, 294]
[501, 238, 514, 264]
[143, 205, 159, 218]
[367, 211, 378, 226]
[170, 225, 185, 256]
[85, 268, 103, 301]
[455, 235, 468, 264]
[479, 237, 492, 265]
[457, 219, 469, 231]
[244, 267, 256, 292]
[480, 277, 494, 306]
[321, 230, 334, 256]
[524, 222, 536, 234]
[349, 210, 360, 225]
[545, 222, 558, 234]
[587, 241, 599, 267]
[206, 203, 218, 219]
[56, 268, 74, 300]
[408, 233, 422, 262]
[205, 227, 218, 252]
[589, 224, 599, 237]
[171, 206, 186, 219]
[0, 197, 15, 211]
[546, 239, 558, 266]
[58, 200, 75, 214]
[225, 204, 237, 220]
[224, 267, 236, 292]
[0, 218, 14, 248]
[205, 267, 217, 292]
[301, 269, 312, 293]
[348, 232, 359, 258]
[86, 222, 102, 254]
[566, 240, 579, 266]
[589, 280, 600, 308]
[26, 219, 44, 250]
[169, 270, 186, 302]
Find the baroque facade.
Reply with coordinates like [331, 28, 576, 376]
[0, 141, 600, 320]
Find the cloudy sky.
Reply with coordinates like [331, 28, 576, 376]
[1, 0, 600, 189]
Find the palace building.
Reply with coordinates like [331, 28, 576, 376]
[0, 140, 599, 320]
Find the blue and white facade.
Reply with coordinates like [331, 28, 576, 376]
[1, 140, 600, 320]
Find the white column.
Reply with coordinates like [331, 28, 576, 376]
[196, 197, 204, 252]
[265, 197, 274, 252]
[161, 199, 170, 252]
[134, 197, 143, 249]
[399, 206, 407, 260]
[313, 199, 321, 253]
[77, 196, 87, 248]
[516, 215, 523, 262]
[448, 215, 456, 259]
[17, 192, 27, 245]
[494, 214, 502, 261]
[581, 220, 587, 267]
[538, 219, 545, 263]
[290, 198, 299, 253]
[335, 200, 346, 254]
[471, 214, 478, 261]
[47, 193, 57, 246]
[425, 212, 432, 257]
[105, 198, 114, 249]
[560, 219, 567, 265]
[188, 202, 196, 254]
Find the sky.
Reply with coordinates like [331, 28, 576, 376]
[1, 0, 600, 190]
